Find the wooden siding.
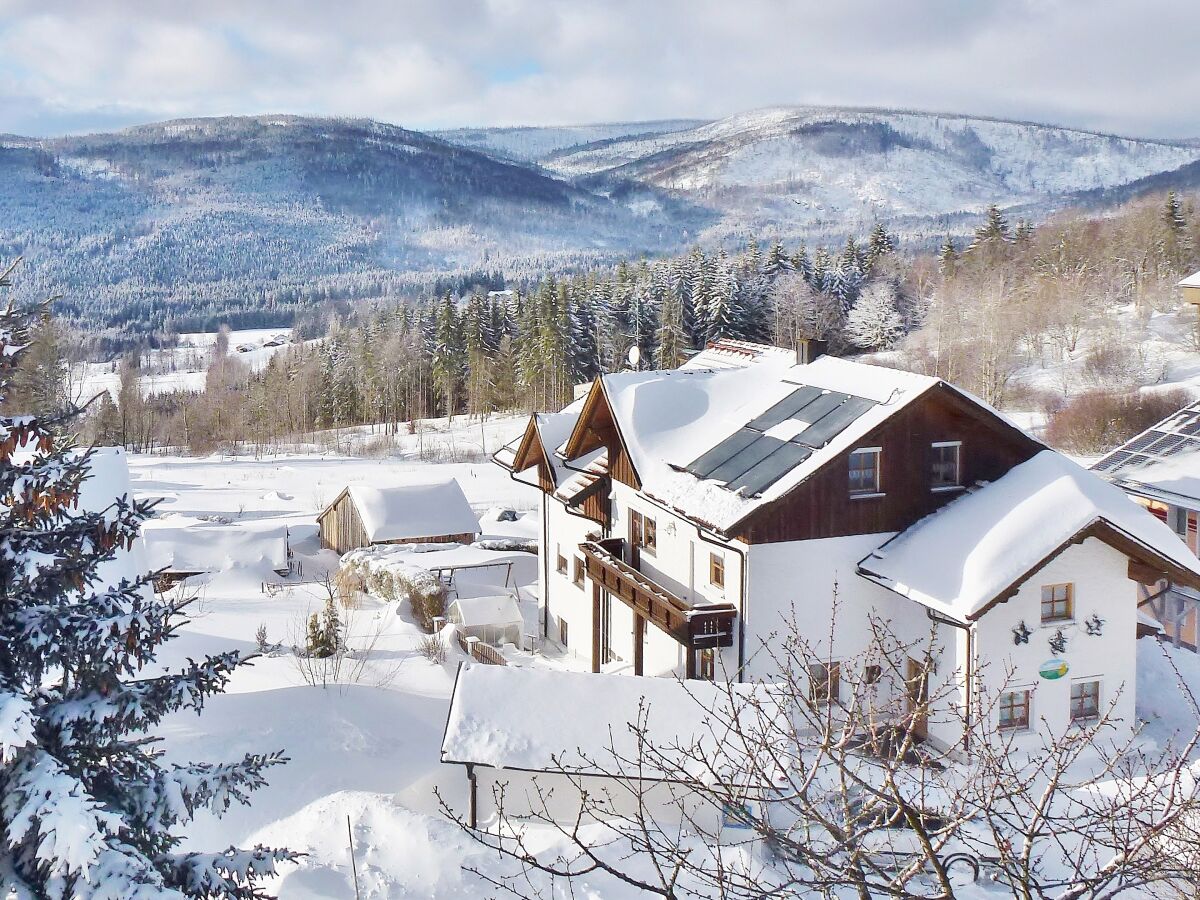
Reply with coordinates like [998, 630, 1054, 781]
[563, 380, 641, 490]
[318, 490, 473, 555]
[734, 384, 1042, 544]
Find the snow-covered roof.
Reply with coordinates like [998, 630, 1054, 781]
[1091, 399, 1200, 505]
[1178, 271, 1200, 289]
[143, 518, 288, 573]
[1103, 450, 1200, 508]
[680, 339, 796, 372]
[339, 478, 478, 542]
[858, 450, 1200, 622]
[595, 355, 943, 532]
[77, 447, 151, 595]
[442, 664, 782, 781]
[448, 593, 522, 628]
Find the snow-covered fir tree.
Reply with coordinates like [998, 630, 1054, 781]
[846, 280, 905, 350]
[0, 290, 294, 896]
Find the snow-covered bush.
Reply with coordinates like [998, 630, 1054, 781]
[340, 547, 448, 632]
[1046, 387, 1192, 453]
[417, 633, 448, 665]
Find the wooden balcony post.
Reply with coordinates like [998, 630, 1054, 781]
[686, 646, 696, 680]
[634, 613, 645, 676]
[592, 582, 602, 674]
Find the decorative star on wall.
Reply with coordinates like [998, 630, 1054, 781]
[1012, 621, 1031, 645]
[1049, 629, 1067, 655]
[1085, 614, 1104, 636]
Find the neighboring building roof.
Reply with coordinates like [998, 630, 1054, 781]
[680, 339, 797, 372]
[143, 519, 288, 573]
[1092, 399, 1200, 507]
[441, 664, 782, 782]
[77, 447, 152, 596]
[1178, 271, 1200, 289]
[448, 593, 522, 628]
[858, 450, 1200, 622]
[329, 478, 478, 542]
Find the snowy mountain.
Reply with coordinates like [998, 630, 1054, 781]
[433, 119, 707, 163]
[4, 107, 1200, 337]
[534, 106, 1200, 243]
[0, 115, 702, 334]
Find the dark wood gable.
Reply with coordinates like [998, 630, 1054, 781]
[732, 383, 1042, 544]
[510, 416, 555, 494]
[561, 379, 641, 490]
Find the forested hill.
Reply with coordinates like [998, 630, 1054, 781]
[3, 108, 1200, 340]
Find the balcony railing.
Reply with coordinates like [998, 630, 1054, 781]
[580, 538, 736, 650]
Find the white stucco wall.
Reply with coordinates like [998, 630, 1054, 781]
[971, 537, 1138, 747]
[541, 496, 601, 664]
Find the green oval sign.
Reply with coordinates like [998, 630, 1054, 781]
[1040, 658, 1069, 680]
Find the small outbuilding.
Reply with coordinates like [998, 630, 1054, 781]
[447, 593, 524, 647]
[317, 478, 479, 554]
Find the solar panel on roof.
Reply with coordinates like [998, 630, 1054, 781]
[793, 396, 876, 449]
[1092, 450, 1132, 472]
[706, 435, 786, 483]
[685, 428, 760, 478]
[1122, 431, 1166, 454]
[1181, 420, 1200, 436]
[746, 386, 824, 431]
[792, 390, 849, 425]
[1146, 433, 1188, 456]
[1164, 438, 1197, 456]
[727, 443, 813, 496]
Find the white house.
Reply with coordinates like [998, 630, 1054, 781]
[494, 343, 1200, 750]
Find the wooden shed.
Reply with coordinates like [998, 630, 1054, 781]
[317, 478, 480, 554]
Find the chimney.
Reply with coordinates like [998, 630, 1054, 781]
[796, 338, 827, 365]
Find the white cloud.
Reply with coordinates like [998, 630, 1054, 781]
[0, 0, 1195, 137]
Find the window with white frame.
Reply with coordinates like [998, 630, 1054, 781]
[1071, 680, 1100, 722]
[999, 689, 1031, 729]
[848, 448, 881, 496]
[931, 441, 962, 490]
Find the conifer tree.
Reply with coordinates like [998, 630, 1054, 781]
[0, 284, 294, 896]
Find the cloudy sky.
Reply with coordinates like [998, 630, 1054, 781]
[1, 0, 1196, 138]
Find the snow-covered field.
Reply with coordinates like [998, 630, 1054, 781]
[76, 328, 304, 401]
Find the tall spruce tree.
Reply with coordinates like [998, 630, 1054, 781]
[0, 289, 293, 896]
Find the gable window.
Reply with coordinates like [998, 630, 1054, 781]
[999, 689, 1031, 730]
[709, 552, 725, 590]
[809, 661, 841, 704]
[573, 556, 585, 587]
[931, 441, 962, 491]
[848, 448, 882, 496]
[1071, 680, 1100, 722]
[1041, 583, 1074, 623]
[556, 547, 568, 575]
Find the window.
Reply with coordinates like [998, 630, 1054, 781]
[1041, 583, 1074, 623]
[630, 509, 656, 556]
[1071, 680, 1100, 722]
[573, 556, 585, 587]
[999, 690, 1031, 730]
[697, 649, 716, 681]
[709, 552, 725, 590]
[863, 664, 882, 685]
[1171, 506, 1189, 539]
[556, 547, 567, 575]
[809, 662, 841, 703]
[848, 448, 881, 496]
[931, 441, 962, 490]
[558, 617, 569, 648]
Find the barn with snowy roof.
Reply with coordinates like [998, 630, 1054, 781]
[317, 477, 479, 554]
[494, 340, 1200, 751]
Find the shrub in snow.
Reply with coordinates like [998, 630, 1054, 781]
[417, 634, 448, 665]
[0, 295, 295, 898]
[340, 549, 447, 632]
[304, 597, 342, 659]
[254, 622, 269, 654]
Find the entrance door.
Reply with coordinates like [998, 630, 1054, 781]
[905, 658, 929, 739]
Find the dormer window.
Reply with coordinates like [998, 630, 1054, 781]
[931, 441, 962, 491]
[849, 448, 881, 496]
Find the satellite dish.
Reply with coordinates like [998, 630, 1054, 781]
[627, 345, 641, 369]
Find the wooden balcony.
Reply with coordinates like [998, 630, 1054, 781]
[580, 538, 736, 651]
